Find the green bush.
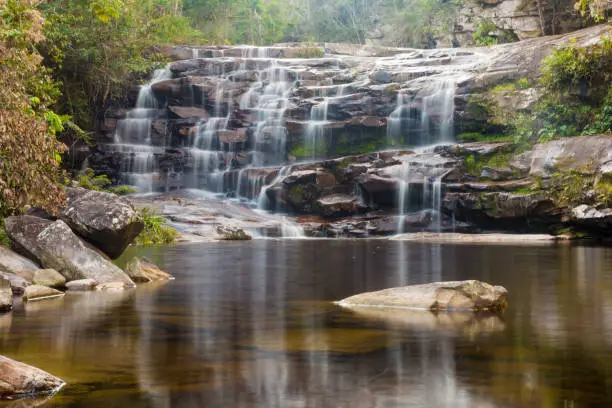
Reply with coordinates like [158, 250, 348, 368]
[473, 20, 498, 46]
[540, 38, 611, 104]
[78, 168, 111, 191]
[136, 208, 179, 246]
[289, 46, 325, 58]
[78, 168, 137, 195]
[107, 185, 138, 196]
[0, 219, 9, 247]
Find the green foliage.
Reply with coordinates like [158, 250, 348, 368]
[456, 132, 511, 142]
[39, 0, 205, 131]
[78, 168, 137, 195]
[464, 152, 512, 176]
[473, 19, 498, 46]
[540, 38, 611, 104]
[78, 168, 112, 191]
[548, 167, 596, 207]
[0, 219, 9, 247]
[107, 185, 138, 196]
[517, 78, 531, 89]
[289, 46, 324, 58]
[574, 0, 608, 21]
[0, 0, 68, 217]
[509, 39, 612, 144]
[136, 208, 179, 246]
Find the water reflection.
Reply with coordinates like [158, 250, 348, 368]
[1, 241, 612, 407]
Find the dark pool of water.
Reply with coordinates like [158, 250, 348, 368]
[2, 240, 612, 407]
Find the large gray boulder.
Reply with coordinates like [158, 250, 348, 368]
[0, 278, 12, 312]
[0, 355, 65, 400]
[59, 188, 144, 259]
[336, 280, 508, 312]
[5, 216, 135, 286]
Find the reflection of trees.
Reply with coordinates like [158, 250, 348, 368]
[3, 242, 612, 407]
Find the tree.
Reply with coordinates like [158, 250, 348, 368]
[0, 0, 67, 216]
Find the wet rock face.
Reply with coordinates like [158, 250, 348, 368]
[443, 192, 562, 231]
[60, 188, 144, 259]
[0, 355, 65, 400]
[4, 216, 135, 286]
[337, 280, 508, 312]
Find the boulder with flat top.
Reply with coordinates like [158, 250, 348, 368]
[336, 280, 508, 312]
[59, 187, 144, 259]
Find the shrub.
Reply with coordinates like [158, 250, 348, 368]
[540, 38, 611, 104]
[473, 20, 498, 46]
[0, 219, 8, 247]
[0, 0, 68, 217]
[78, 168, 111, 191]
[135, 208, 179, 246]
[107, 185, 138, 196]
[289, 46, 325, 58]
[78, 168, 137, 196]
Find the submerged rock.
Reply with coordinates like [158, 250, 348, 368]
[125, 257, 174, 283]
[65, 279, 98, 291]
[96, 282, 130, 291]
[0, 355, 65, 400]
[32, 269, 66, 289]
[5, 216, 135, 286]
[59, 187, 144, 259]
[23, 285, 65, 302]
[0, 278, 12, 312]
[336, 280, 508, 312]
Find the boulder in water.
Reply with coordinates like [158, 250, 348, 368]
[125, 257, 174, 283]
[5, 216, 135, 286]
[336, 280, 508, 312]
[59, 187, 144, 259]
[0, 278, 12, 312]
[32, 270, 66, 289]
[215, 225, 252, 241]
[66, 279, 98, 291]
[23, 285, 64, 302]
[0, 355, 65, 400]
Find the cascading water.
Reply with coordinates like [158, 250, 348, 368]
[96, 43, 495, 238]
[107, 68, 171, 192]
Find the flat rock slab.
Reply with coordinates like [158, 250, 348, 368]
[0, 355, 65, 400]
[390, 232, 568, 244]
[336, 280, 508, 312]
[23, 285, 65, 302]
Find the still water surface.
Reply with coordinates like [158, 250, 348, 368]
[2, 240, 612, 407]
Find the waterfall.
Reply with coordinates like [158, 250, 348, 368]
[109, 68, 171, 192]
